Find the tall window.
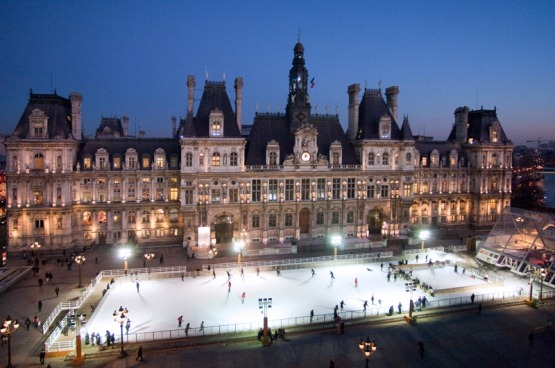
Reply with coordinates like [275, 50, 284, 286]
[367, 184, 375, 198]
[381, 185, 389, 198]
[332, 178, 341, 199]
[229, 188, 238, 203]
[317, 178, 326, 200]
[382, 152, 389, 165]
[269, 152, 277, 165]
[268, 213, 277, 227]
[212, 152, 221, 166]
[301, 179, 310, 201]
[170, 187, 179, 200]
[142, 210, 150, 223]
[184, 189, 193, 204]
[368, 153, 375, 165]
[230, 152, 238, 166]
[269, 179, 278, 201]
[347, 178, 355, 199]
[251, 179, 261, 202]
[285, 179, 294, 201]
[252, 214, 260, 228]
[34, 153, 44, 170]
[316, 212, 325, 225]
[284, 213, 293, 227]
[128, 211, 136, 224]
[211, 189, 221, 203]
[185, 152, 193, 167]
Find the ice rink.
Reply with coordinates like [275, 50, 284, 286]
[82, 251, 526, 339]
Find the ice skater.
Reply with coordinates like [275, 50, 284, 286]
[178, 315, 183, 327]
[228, 281, 231, 292]
[213, 269, 216, 279]
[311, 269, 315, 277]
[276, 267, 281, 277]
[340, 300, 345, 310]
[185, 323, 190, 337]
[199, 321, 204, 331]
[227, 270, 231, 279]
[330, 271, 335, 280]
[240, 268, 244, 278]
[136, 346, 143, 361]
[354, 277, 358, 287]
[241, 291, 246, 304]
[136, 281, 140, 293]
[363, 300, 368, 311]
[256, 267, 260, 276]
[371, 295, 375, 304]
[310, 309, 314, 322]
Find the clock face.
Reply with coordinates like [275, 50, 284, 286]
[301, 152, 311, 162]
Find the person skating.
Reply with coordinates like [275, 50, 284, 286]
[136, 281, 140, 293]
[228, 281, 231, 293]
[340, 300, 345, 310]
[398, 302, 403, 314]
[311, 268, 315, 277]
[477, 303, 482, 315]
[178, 315, 183, 327]
[354, 277, 358, 287]
[310, 309, 314, 322]
[185, 323, 190, 337]
[330, 271, 335, 280]
[276, 266, 281, 276]
[363, 300, 368, 311]
[241, 291, 246, 304]
[199, 321, 204, 331]
[25, 317, 31, 331]
[470, 293, 475, 304]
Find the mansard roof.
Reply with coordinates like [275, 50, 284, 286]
[80, 137, 181, 159]
[356, 89, 402, 140]
[447, 107, 511, 144]
[179, 81, 242, 138]
[245, 113, 358, 166]
[96, 117, 124, 137]
[11, 92, 74, 139]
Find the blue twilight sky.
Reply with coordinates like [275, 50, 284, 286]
[1, 0, 554, 145]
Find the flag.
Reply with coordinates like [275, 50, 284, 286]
[310, 77, 315, 88]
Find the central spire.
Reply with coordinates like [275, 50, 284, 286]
[286, 42, 311, 132]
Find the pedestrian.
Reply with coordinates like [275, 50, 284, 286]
[241, 291, 246, 304]
[55, 286, 60, 297]
[199, 321, 204, 331]
[39, 348, 46, 364]
[477, 303, 482, 315]
[310, 309, 314, 322]
[354, 277, 358, 287]
[228, 281, 231, 292]
[95, 256, 99, 264]
[126, 319, 131, 334]
[136, 346, 143, 361]
[111, 333, 115, 348]
[311, 268, 315, 277]
[159, 254, 164, 265]
[340, 300, 344, 310]
[256, 267, 260, 276]
[425, 254, 428, 262]
[415, 254, 419, 262]
[418, 340, 425, 358]
[178, 315, 183, 327]
[38, 300, 43, 312]
[398, 302, 402, 314]
[25, 317, 31, 331]
[528, 330, 534, 346]
[470, 293, 475, 304]
[136, 281, 140, 293]
[462, 268, 466, 275]
[38, 278, 43, 287]
[185, 322, 190, 336]
[330, 271, 335, 280]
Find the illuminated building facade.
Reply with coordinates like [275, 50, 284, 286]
[3, 42, 513, 253]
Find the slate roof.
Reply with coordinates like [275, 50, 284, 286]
[447, 108, 511, 144]
[356, 89, 402, 140]
[80, 138, 181, 166]
[178, 81, 242, 138]
[11, 92, 74, 139]
[96, 117, 124, 137]
[245, 113, 358, 166]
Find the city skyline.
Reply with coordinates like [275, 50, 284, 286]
[1, 1, 554, 145]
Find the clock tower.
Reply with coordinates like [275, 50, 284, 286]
[286, 42, 311, 133]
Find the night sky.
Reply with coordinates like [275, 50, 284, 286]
[1, 0, 554, 145]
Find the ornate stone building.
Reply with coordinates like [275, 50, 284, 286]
[3, 42, 513, 253]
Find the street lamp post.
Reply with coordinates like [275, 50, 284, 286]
[527, 267, 547, 306]
[331, 235, 341, 260]
[31, 241, 41, 257]
[258, 297, 272, 346]
[358, 336, 377, 368]
[113, 306, 128, 358]
[72, 311, 86, 366]
[74, 255, 86, 288]
[143, 253, 154, 278]
[1, 316, 20, 368]
[234, 239, 245, 267]
[405, 282, 417, 324]
[539, 268, 546, 303]
[119, 247, 131, 274]
[419, 230, 430, 252]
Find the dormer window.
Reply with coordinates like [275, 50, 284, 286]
[209, 109, 224, 137]
[489, 122, 501, 143]
[266, 140, 280, 166]
[492, 130, 498, 143]
[28, 108, 48, 138]
[379, 116, 391, 139]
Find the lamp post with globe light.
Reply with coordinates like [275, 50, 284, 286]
[119, 247, 131, 274]
[234, 238, 245, 267]
[358, 336, 377, 368]
[331, 235, 341, 260]
[143, 253, 154, 278]
[31, 241, 41, 257]
[113, 306, 128, 358]
[1, 316, 19, 368]
[74, 255, 86, 288]
[419, 230, 430, 252]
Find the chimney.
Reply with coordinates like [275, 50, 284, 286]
[171, 116, 177, 137]
[122, 116, 129, 136]
[187, 75, 196, 115]
[347, 84, 361, 140]
[139, 130, 146, 138]
[69, 92, 83, 140]
[385, 86, 399, 122]
[234, 77, 243, 132]
[454, 106, 469, 143]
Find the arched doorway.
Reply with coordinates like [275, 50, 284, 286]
[214, 215, 234, 244]
[299, 208, 311, 234]
[367, 208, 384, 235]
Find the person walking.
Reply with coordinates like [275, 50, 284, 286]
[38, 300, 43, 312]
[38, 278, 43, 287]
[228, 281, 231, 293]
[470, 293, 475, 304]
[136, 281, 140, 293]
[528, 330, 534, 346]
[311, 268, 315, 277]
[241, 291, 246, 304]
[199, 321, 204, 331]
[371, 295, 375, 304]
[25, 318, 31, 331]
[55, 286, 60, 297]
[418, 340, 425, 358]
[477, 303, 482, 315]
[398, 302, 403, 314]
[159, 254, 164, 265]
[39, 348, 46, 364]
[310, 309, 314, 322]
[185, 323, 190, 337]
[136, 346, 143, 361]
[240, 268, 244, 278]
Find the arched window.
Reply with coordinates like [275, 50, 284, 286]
[155, 208, 164, 223]
[212, 152, 221, 166]
[98, 211, 107, 224]
[230, 152, 238, 166]
[382, 152, 389, 165]
[83, 211, 92, 225]
[368, 152, 375, 165]
[34, 153, 44, 170]
[332, 152, 340, 165]
[269, 152, 277, 165]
